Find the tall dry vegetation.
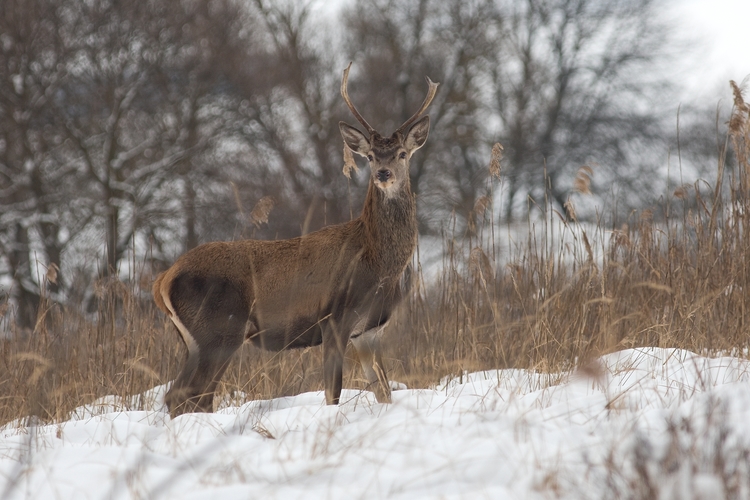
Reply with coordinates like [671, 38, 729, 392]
[1, 83, 749, 426]
[383, 80, 749, 386]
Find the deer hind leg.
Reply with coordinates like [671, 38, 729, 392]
[184, 338, 242, 414]
[351, 329, 391, 404]
[164, 313, 202, 416]
[164, 274, 248, 417]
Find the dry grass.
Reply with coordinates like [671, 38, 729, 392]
[1, 88, 749, 426]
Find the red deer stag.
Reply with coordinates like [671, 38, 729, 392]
[153, 63, 438, 417]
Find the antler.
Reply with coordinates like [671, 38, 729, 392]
[341, 62, 377, 137]
[395, 76, 439, 136]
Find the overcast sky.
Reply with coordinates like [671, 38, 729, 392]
[679, 0, 750, 99]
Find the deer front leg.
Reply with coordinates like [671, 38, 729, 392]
[351, 329, 391, 403]
[322, 327, 347, 405]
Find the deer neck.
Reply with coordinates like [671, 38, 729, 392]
[359, 179, 417, 273]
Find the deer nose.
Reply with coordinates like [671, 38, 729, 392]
[376, 170, 392, 182]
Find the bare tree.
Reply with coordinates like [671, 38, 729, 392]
[487, 0, 674, 219]
[0, 0, 80, 326]
[55, 0, 254, 278]
[221, 0, 351, 238]
[342, 0, 677, 225]
[0, 0, 256, 318]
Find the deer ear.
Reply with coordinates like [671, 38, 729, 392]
[339, 122, 370, 157]
[404, 115, 430, 153]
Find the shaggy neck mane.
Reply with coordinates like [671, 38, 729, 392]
[359, 178, 417, 272]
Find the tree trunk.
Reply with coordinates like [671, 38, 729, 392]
[105, 204, 119, 277]
[7, 223, 40, 329]
[184, 178, 198, 251]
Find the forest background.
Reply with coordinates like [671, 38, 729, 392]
[1, 0, 732, 325]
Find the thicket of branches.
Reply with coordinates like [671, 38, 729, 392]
[0, 0, 709, 326]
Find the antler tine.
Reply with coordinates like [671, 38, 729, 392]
[341, 62, 377, 137]
[395, 76, 439, 135]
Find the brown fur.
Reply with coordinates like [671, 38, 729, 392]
[154, 67, 436, 417]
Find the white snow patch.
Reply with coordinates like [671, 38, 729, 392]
[2, 348, 750, 499]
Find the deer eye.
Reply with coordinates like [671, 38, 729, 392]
[367, 154, 374, 162]
[399, 152, 407, 160]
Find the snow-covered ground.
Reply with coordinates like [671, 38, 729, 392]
[2, 348, 750, 499]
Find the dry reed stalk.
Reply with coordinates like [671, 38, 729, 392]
[249, 196, 275, 228]
[488, 143, 503, 179]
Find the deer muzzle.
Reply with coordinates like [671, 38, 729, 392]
[376, 170, 392, 183]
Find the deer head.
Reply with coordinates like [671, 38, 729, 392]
[339, 63, 438, 198]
